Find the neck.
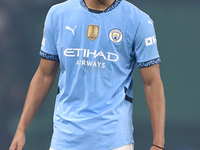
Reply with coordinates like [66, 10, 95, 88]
[84, 0, 115, 11]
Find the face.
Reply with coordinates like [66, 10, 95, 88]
[97, 0, 106, 4]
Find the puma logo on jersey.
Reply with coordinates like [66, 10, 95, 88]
[65, 25, 77, 35]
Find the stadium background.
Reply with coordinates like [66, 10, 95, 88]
[0, 0, 199, 149]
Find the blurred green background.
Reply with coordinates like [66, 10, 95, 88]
[0, 0, 199, 149]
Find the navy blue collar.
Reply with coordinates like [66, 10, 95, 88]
[80, 0, 122, 14]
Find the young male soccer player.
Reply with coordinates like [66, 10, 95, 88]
[9, 0, 165, 150]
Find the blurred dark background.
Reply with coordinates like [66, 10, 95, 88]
[0, 0, 200, 149]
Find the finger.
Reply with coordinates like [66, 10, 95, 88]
[17, 144, 23, 150]
[9, 144, 17, 150]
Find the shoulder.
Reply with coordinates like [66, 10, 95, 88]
[48, 0, 79, 16]
[122, 0, 152, 23]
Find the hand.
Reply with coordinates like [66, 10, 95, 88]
[9, 130, 26, 150]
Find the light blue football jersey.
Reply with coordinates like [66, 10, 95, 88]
[40, 0, 161, 149]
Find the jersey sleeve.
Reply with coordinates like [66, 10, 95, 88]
[40, 8, 59, 61]
[134, 15, 161, 68]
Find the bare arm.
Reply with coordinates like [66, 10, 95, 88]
[140, 64, 165, 150]
[9, 58, 59, 150]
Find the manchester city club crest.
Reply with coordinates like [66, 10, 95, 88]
[109, 29, 123, 43]
[87, 25, 99, 41]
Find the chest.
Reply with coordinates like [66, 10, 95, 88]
[54, 11, 136, 70]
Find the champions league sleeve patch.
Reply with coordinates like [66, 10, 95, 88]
[41, 28, 45, 46]
[109, 29, 123, 43]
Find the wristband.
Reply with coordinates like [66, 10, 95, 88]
[152, 144, 165, 150]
